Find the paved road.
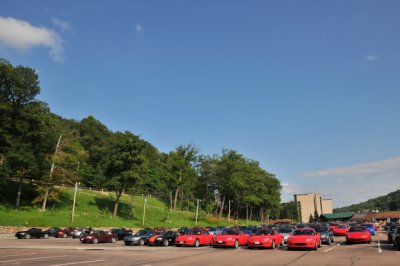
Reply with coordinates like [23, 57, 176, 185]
[0, 232, 399, 265]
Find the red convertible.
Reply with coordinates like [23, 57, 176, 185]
[332, 225, 349, 236]
[175, 228, 213, 247]
[80, 230, 118, 244]
[345, 226, 371, 244]
[287, 228, 321, 250]
[213, 228, 249, 248]
[247, 229, 284, 249]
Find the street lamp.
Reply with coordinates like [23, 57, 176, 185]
[195, 199, 201, 226]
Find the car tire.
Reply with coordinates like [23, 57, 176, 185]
[281, 238, 285, 247]
[25, 234, 31, 239]
[92, 238, 98, 244]
[43, 234, 49, 239]
[63, 234, 67, 238]
[318, 241, 321, 248]
[314, 241, 318, 250]
[163, 239, 169, 247]
[111, 237, 116, 243]
[234, 240, 239, 249]
[327, 237, 331, 245]
[271, 240, 276, 249]
[139, 239, 145, 246]
[125, 242, 131, 246]
[194, 239, 200, 248]
[176, 244, 181, 247]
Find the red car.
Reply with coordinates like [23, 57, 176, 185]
[175, 228, 213, 247]
[287, 228, 321, 250]
[345, 226, 371, 244]
[247, 229, 284, 249]
[332, 225, 349, 236]
[80, 230, 118, 244]
[55, 230, 68, 238]
[213, 228, 249, 248]
[329, 223, 339, 231]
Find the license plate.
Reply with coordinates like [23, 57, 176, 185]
[218, 240, 223, 243]
[180, 241, 184, 244]
[255, 241, 260, 244]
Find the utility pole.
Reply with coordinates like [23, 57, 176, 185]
[227, 200, 231, 222]
[195, 199, 200, 226]
[246, 204, 249, 225]
[71, 162, 79, 225]
[142, 198, 147, 226]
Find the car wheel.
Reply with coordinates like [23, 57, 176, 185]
[271, 240, 276, 249]
[318, 241, 321, 248]
[314, 241, 318, 250]
[281, 238, 285, 247]
[176, 244, 181, 247]
[234, 240, 239, 249]
[25, 234, 31, 239]
[327, 237, 331, 245]
[139, 239, 145, 246]
[111, 237, 116, 243]
[92, 238, 98, 244]
[163, 239, 169, 247]
[63, 234, 67, 238]
[125, 242, 131, 246]
[331, 237, 334, 243]
[43, 234, 49, 239]
[194, 239, 200, 248]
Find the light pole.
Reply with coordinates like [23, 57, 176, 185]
[195, 199, 201, 226]
[142, 198, 147, 226]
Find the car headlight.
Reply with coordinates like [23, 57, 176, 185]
[263, 238, 270, 241]
[227, 237, 232, 241]
[187, 237, 192, 240]
[288, 237, 294, 241]
[132, 237, 140, 240]
[320, 234, 327, 238]
[306, 238, 312, 242]
[157, 238, 162, 240]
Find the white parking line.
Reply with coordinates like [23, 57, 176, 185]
[0, 255, 67, 264]
[324, 242, 341, 253]
[50, 259, 105, 266]
[378, 241, 382, 253]
[0, 253, 37, 258]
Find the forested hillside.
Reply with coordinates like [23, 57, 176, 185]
[0, 59, 282, 223]
[334, 190, 400, 213]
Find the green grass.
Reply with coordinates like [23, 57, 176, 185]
[0, 184, 259, 228]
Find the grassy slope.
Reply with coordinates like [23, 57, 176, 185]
[0, 186, 257, 228]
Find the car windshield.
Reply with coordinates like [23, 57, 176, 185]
[313, 227, 327, 233]
[293, 229, 314, 236]
[348, 227, 367, 232]
[361, 224, 372, 228]
[135, 230, 149, 236]
[278, 228, 293, 233]
[221, 229, 239, 235]
[256, 229, 274, 236]
[162, 231, 175, 236]
[186, 230, 202, 235]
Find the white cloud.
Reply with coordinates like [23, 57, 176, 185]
[0, 16, 64, 62]
[51, 17, 72, 33]
[365, 54, 379, 61]
[300, 157, 400, 207]
[303, 157, 400, 178]
[135, 24, 144, 33]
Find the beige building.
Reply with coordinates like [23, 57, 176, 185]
[294, 194, 333, 223]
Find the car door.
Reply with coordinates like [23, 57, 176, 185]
[200, 231, 212, 245]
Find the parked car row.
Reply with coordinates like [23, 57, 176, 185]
[14, 222, 400, 251]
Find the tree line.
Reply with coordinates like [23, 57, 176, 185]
[0, 59, 282, 222]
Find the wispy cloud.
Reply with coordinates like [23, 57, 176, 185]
[0, 16, 64, 62]
[51, 17, 72, 33]
[365, 54, 379, 62]
[135, 24, 144, 33]
[299, 157, 400, 207]
[303, 157, 400, 178]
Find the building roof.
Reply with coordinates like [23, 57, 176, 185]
[321, 212, 353, 219]
[351, 211, 400, 221]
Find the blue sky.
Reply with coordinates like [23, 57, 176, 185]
[1, 1, 400, 207]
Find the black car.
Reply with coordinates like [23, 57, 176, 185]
[388, 224, 398, 244]
[154, 231, 179, 246]
[44, 227, 62, 237]
[393, 226, 400, 250]
[111, 228, 132, 240]
[15, 228, 48, 239]
[124, 229, 155, 246]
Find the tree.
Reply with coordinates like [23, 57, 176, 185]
[166, 144, 198, 211]
[105, 132, 147, 218]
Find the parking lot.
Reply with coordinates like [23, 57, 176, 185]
[0, 232, 399, 266]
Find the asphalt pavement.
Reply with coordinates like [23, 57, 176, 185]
[0, 232, 399, 266]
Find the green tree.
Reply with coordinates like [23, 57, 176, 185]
[105, 132, 147, 218]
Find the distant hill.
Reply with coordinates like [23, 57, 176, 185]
[334, 189, 400, 213]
